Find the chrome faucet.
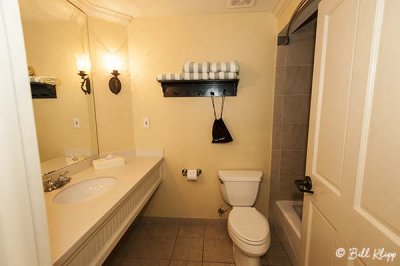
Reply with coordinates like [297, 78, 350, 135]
[43, 171, 71, 192]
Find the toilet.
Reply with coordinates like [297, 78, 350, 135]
[218, 170, 270, 266]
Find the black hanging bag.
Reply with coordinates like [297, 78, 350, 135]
[211, 94, 233, 143]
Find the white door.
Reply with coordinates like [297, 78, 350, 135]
[300, 0, 400, 265]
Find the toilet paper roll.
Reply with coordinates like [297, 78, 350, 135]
[187, 169, 198, 181]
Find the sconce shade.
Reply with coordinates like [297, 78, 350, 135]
[109, 70, 121, 95]
[76, 54, 91, 73]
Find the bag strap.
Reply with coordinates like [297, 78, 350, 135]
[210, 93, 226, 119]
[211, 94, 217, 119]
[220, 94, 226, 118]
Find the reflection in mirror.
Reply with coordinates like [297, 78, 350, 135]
[19, 0, 98, 175]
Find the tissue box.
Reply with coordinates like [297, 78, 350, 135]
[92, 156, 125, 170]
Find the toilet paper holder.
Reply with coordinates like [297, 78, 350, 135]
[182, 169, 202, 177]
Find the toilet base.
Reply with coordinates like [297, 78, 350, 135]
[232, 243, 261, 266]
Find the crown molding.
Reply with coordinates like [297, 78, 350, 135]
[271, 0, 292, 19]
[68, 0, 132, 25]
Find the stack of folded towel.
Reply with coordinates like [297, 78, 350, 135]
[182, 62, 209, 80]
[29, 76, 57, 85]
[209, 61, 239, 80]
[156, 61, 239, 81]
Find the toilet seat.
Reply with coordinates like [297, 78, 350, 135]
[228, 207, 269, 246]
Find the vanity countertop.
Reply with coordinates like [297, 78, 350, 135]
[44, 155, 163, 264]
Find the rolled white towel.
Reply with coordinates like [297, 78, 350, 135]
[210, 61, 240, 73]
[29, 76, 56, 85]
[183, 72, 209, 80]
[183, 61, 210, 73]
[157, 73, 182, 81]
[209, 72, 238, 80]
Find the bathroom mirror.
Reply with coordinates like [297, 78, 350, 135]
[19, 0, 98, 175]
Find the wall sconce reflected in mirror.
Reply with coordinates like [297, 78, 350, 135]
[76, 54, 91, 95]
[104, 55, 122, 95]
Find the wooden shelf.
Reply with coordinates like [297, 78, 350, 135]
[30, 82, 57, 99]
[159, 79, 239, 97]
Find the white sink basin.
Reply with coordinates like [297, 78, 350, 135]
[53, 177, 117, 204]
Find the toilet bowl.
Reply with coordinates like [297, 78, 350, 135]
[218, 170, 270, 266]
[228, 207, 270, 266]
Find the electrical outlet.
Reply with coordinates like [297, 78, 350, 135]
[73, 118, 81, 128]
[143, 117, 150, 128]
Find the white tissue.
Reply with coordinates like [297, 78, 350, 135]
[187, 169, 198, 181]
[92, 155, 125, 170]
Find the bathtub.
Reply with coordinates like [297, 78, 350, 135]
[274, 200, 303, 266]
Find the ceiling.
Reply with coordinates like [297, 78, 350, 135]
[79, 0, 280, 18]
[19, 0, 84, 22]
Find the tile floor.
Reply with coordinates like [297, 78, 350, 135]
[103, 217, 292, 266]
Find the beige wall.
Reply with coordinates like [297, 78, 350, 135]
[87, 16, 135, 153]
[127, 12, 277, 218]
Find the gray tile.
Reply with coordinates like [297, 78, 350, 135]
[287, 32, 316, 66]
[265, 255, 292, 266]
[280, 150, 306, 176]
[202, 263, 235, 266]
[276, 45, 287, 67]
[127, 258, 170, 266]
[261, 254, 268, 265]
[270, 150, 281, 176]
[131, 223, 154, 237]
[178, 223, 204, 238]
[272, 124, 282, 150]
[281, 124, 309, 150]
[124, 229, 151, 258]
[274, 66, 285, 96]
[269, 176, 280, 202]
[152, 223, 180, 237]
[203, 238, 234, 263]
[284, 66, 313, 95]
[142, 236, 176, 260]
[204, 222, 229, 239]
[266, 241, 288, 258]
[282, 96, 311, 125]
[169, 262, 202, 266]
[170, 261, 202, 266]
[269, 225, 280, 243]
[273, 96, 284, 124]
[278, 177, 303, 201]
[172, 237, 203, 261]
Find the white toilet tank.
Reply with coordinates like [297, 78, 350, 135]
[218, 170, 263, 206]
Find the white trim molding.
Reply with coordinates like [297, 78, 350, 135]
[68, 0, 133, 25]
[0, 0, 52, 265]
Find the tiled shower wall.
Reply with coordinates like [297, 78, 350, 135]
[269, 21, 317, 213]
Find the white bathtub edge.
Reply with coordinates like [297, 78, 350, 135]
[274, 200, 302, 266]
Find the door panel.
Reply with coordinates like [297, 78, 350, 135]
[304, 202, 337, 266]
[301, 0, 400, 265]
[314, 0, 359, 191]
[359, 0, 400, 235]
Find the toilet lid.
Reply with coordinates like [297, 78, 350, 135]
[229, 207, 269, 244]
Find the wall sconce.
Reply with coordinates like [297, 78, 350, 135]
[109, 70, 121, 95]
[104, 55, 122, 95]
[76, 54, 91, 95]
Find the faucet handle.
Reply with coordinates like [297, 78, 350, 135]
[59, 171, 71, 182]
[60, 170, 70, 177]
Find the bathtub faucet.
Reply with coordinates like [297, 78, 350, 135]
[43, 171, 71, 192]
